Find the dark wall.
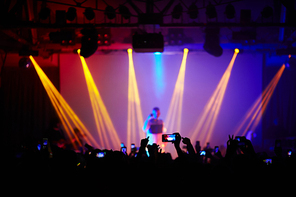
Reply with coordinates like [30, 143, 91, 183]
[1, 65, 59, 152]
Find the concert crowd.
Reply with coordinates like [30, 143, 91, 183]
[5, 126, 295, 196]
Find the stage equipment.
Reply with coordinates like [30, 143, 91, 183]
[132, 32, 164, 52]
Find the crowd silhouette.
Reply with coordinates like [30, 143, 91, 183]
[6, 130, 295, 195]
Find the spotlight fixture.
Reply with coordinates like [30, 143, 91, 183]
[49, 30, 75, 45]
[172, 3, 183, 19]
[39, 7, 50, 20]
[19, 57, 31, 68]
[206, 2, 217, 19]
[80, 28, 98, 58]
[119, 5, 131, 20]
[66, 7, 77, 21]
[188, 3, 198, 19]
[224, 3, 235, 19]
[261, 6, 273, 18]
[97, 28, 111, 46]
[84, 7, 95, 20]
[105, 5, 116, 20]
[168, 28, 184, 45]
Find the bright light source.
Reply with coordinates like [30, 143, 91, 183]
[154, 52, 162, 55]
[78, 50, 121, 150]
[29, 56, 99, 149]
[234, 48, 239, 53]
[127, 48, 132, 53]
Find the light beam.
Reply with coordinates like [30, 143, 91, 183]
[233, 64, 285, 136]
[127, 48, 144, 153]
[30, 56, 99, 149]
[77, 49, 121, 150]
[190, 50, 238, 146]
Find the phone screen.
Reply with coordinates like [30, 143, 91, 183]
[162, 134, 176, 142]
[96, 152, 105, 158]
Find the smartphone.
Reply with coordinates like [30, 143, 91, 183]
[121, 143, 125, 148]
[263, 159, 272, 165]
[200, 150, 206, 156]
[42, 138, 48, 150]
[235, 136, 246, 142]
[235, 136, 246, 147]
[131, 143, 135, 149]
[214, 146, 219, 153]
[162, 134, 176, 142]
[121, 147, 127, 155]
[96, 152, 105, 158]
[287, 150, 292, 157]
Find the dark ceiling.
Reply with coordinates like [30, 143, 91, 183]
[0, 0, 295, 56]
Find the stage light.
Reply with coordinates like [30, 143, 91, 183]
[78, 49, 121, 150]
[168, 29, 184, 46]
[84, 7, 95, 20]
[80, 28, 98, 58]
[119, 5, 131, 20]
[39, 7, 50, 20]
[206, 2, 217, 19]
[105, 5, 116, 20]
[153, 50, 165, 98]
[234, 48, 239, 53]
[224, 3, 235, 19]
[127, 48, 145, 153]
[172, 3, 183, 19]
[165, 48, 189, 152]
[261, 6, 273, 18]
[190, 51, 238, 147]
[188, 3, 198, 19]
[234, 64, 285, 136]
[66, 7, 77, 21]
[19, 57, 31, 68]
[29, 56, 100, 149]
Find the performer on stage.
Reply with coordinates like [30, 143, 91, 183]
[143, 107, 164, 146]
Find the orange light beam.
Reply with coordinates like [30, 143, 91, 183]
[30, 56, 99, 148]
[78, 49, 121, 150]
[190, 51, 238, 146]
[234, 64, 285, 136]
[165, 48, 188, 134]
[127, 48, 144, 153]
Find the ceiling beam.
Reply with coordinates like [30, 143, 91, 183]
[0, 21, 295, 29]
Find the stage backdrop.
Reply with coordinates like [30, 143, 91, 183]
[60, 50, 262, 150]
